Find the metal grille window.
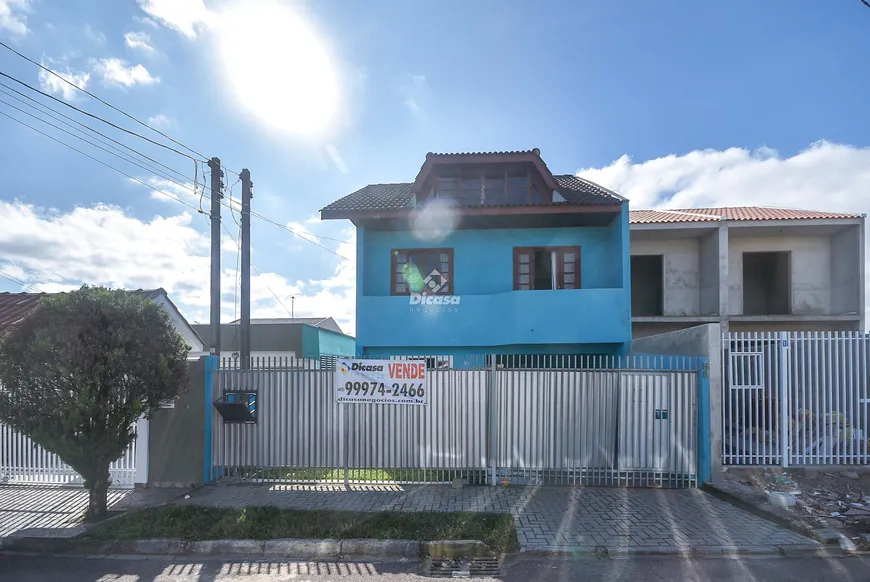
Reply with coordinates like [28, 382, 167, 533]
[513, 246, 581, 290]
[728, 351, 764, 390]
[391, 248, 453, 295]
[390, 354, 454, 369]
[433, 169, 547, 206]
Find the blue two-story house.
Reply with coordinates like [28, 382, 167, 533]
[321, 149, 632, 363]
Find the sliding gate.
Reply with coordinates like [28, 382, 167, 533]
[210, 357, 699, 487]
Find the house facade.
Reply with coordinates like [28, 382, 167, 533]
[321, 149, 632, 362]
[629, 207, 865, 338]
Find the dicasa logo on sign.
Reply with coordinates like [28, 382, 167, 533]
[350, 362, 384, 372]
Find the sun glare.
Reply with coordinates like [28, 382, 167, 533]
[215, 1, 340, 137]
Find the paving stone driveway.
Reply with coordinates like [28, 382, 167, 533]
[185, 485, 815, 551]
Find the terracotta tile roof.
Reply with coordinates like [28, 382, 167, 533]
[0, 293, 41, 336]
[630, 207, 862, 225]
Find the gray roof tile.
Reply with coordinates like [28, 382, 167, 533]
[321, 175, 621, 216]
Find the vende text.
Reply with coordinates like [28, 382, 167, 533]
[387, 363, 426, 379]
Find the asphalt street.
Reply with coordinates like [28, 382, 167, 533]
[1, 554, 870, 581]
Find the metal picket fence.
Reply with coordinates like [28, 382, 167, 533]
[210, 354, 699, 488]
[0, 422, 142, 487]
[723, 331, 870, 466]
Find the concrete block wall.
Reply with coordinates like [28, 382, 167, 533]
[631, 238, 701, 316]
[728, 235, 832, 316]
[631, 323, 722, 484]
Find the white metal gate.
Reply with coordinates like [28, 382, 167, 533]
[723, 331, 870, 466]
[211, 357, 699, 487]
[0, 420, 147, 487]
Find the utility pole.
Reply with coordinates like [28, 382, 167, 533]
[208, 157, 223, 357]
[285, 294, 300, 319]
[240, 168, 253, 370]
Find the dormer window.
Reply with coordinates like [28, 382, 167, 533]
[430, 167, 548, 206]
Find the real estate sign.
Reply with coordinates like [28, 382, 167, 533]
[334, 359, 427, 406]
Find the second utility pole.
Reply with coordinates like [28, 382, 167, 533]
[208, 157, 223, 358]
[240, 168, 253, 370]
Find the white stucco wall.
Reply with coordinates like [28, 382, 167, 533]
[728, 236, 831, 316]
[631, 238, 700, 316]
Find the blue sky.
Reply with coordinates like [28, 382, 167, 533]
[1, 0, 869, 333]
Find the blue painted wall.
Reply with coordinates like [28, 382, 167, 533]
[301, 325, 356, 358]
[355, 205, 632, 356]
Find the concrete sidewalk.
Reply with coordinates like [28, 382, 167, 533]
[181, 484, 815, 553]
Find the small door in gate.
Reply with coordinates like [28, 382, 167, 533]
[618, 372, 670, 471]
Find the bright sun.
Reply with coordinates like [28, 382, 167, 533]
[215, 1, 340, 137]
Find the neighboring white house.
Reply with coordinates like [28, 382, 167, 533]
[629, 207, 865, 338]
[0, 288, 208, 358]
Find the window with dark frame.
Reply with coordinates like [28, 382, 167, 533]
[513, 247, 581, 290]
[391, 248, 454, 295]
[431, 167, 549, 206]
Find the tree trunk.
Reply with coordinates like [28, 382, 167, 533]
[85, 465, 111, 521]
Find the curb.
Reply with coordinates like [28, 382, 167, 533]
[518, 544, 831, 558]
[702, 484, 831, 542]
[2, 535, 488, 562]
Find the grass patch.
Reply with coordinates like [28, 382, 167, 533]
[85, 506, 518, 553]
[242, 467, 488, 485]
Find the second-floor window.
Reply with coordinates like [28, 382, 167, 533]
[513, 247, 581, 290]
[392, 248, 453, 295]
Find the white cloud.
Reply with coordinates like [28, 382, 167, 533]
[401, 74, 427, 114]
[140, 176, 201, 206]
[84, 24, 106, 44]
[124, 31, 155, 53]
[93, 58, 159, 87]
[0, 200, 356, 333]
[133, 15, 159, 28]
[579, 141, 870, 324]
[325, 144, 348, 174]
[136, 0, 212, 39]
[0, 0, 30, 36]
[38, 61, 90, 102]
[147, 113, 172, 128]
[579, 141, 870, 212]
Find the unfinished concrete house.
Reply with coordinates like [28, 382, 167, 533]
[629, 207, 865, 338]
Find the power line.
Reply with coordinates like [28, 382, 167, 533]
[0, 269, 42, 293]
[0, 110, 203, 214]
[0, 102, 348, 258]
[0, 70, 204, 163]
[0, 97, 199, 194]
[221, 222, 294, 318]
[0, 80, 191, 183]
[0, 40, 210, 163]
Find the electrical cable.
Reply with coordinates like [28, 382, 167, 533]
[0, 81, 191, 183]
[0, 69, 205, 163]
[0, 97, 203, 200]
[0, 110, 203, 214]
[0, 40, 210, 162]
[221, 222, 294, 318]
[0, 268, 42, 293]
[1, 104, 348, 258]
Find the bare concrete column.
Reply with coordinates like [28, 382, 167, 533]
[706, 323, 723, 482]
[718, 223, 729, 335]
